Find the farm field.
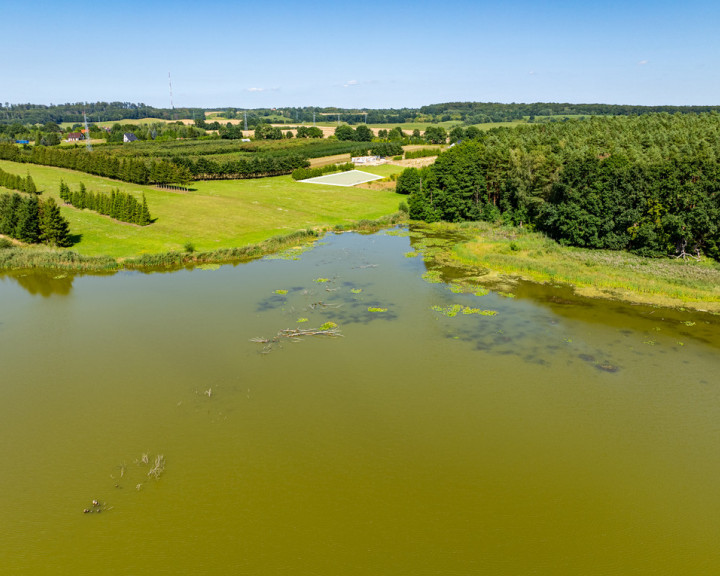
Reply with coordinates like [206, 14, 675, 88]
[0, 160, 404, 259]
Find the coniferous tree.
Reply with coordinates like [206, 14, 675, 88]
[39, 197, 72, 247]
[138, 193, 151, 225]
[0, 193, 21, 236]
[24, 174, 37, 194]
[14, 195, 40, 243]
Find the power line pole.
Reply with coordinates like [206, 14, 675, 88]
[83, 111, 92, 152]
[168, 72, 175, 119]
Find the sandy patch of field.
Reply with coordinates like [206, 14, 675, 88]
[309, 154, 352, 168]
[388, 157, 438, 168]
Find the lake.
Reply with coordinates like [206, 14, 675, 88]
[1, 228, 719, 575]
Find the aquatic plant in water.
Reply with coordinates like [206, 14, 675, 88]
[274, 289, 288, 295]
[431, 304, 497, 317]
[350, 288, 363, 294]
[422, 270, 443, 283]
[405, 252, 418, 258]
[297, 317, 309, 323]
[315, 278, 330, 283]
[197, 264, 221, 271]
[367, 307, 388, 312]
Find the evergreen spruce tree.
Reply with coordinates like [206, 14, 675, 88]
[25, 173, 37, 194]
[0, 193, 22, 237]
[14, 195, 40, 243]
[59, 180, 70, 202]
[39, 197, 72, 247]
[138, 193, 152, 225]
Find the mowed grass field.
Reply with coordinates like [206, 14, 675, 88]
[0, 160, 404, 259]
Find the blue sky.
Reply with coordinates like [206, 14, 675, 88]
[4, 0, 719, 108]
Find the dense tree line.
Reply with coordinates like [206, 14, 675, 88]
[0, 167, 38, 194]
[59, 181, 152, 225]
[295, 126, 323, 138]
[335, 124, 374, 142]
[291, 163, 355, 181]
[170, 154, 310, 179]
[403, 113, 720, 260]
[0, 102, 205, 125]
[105, 122, 206, 143]
[0, 144, 192, 185]
[7, 101, 720, 132]
[0, 192, 72, 246]
[419, 102, 720, 124]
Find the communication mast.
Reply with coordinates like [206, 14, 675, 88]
[168, 72, 175, 119]
[83, 111, 92, 151]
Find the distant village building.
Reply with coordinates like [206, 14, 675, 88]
[66, 132, 83, 142]
[123, 133, 139, 143]
[352, 155, 385, 165]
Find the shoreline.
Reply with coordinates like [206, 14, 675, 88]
[0, 213, 406, 274]
[3, 215, 720, 314]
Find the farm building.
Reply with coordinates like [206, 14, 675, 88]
[66, 132, 83, 142]
[352, 156, 386, 165]
[123, 133, 139, 143]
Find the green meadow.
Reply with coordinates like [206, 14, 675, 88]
[0, 160, 404, 259]
[439, 221, 720, 313]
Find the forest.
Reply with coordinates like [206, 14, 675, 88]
[6, 101, 720, 129]
[401, 112, 720, 260]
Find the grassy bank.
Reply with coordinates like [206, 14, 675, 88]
[0, 160, 404, 260]
[416, 221, 720, 313]
[0, 213, 407, 272]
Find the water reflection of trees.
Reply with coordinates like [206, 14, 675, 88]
[3, 271, 74, 297]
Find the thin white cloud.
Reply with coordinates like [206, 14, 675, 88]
[638, 60, 649, 65]
[528, 70, 536, 75]
[246, 87, 280, 93]
[343, 80, 359, 88]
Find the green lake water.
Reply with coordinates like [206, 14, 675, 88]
[1, 228, 719, 575]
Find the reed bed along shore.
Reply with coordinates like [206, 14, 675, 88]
[438, 221, 720, 313]
[0, 213, 407, 273]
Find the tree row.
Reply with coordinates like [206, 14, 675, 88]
[0, 167, 38, 194]
[59, 181, 152, 226]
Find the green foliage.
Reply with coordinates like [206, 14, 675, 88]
[396, 167, 420, 195]
[0, 191, 71, 247]
[61, 182, 153, 226]
[408, 113, 720, 261]
[335, 125, 356, 141]
[254, 123, 283, 140]
[39, 197, 72, 247]
[291, 162, 355, 181]
[296, 126, 324, 138]
[0, 165, 40, 194]
[424, 126, 448, 144]
[404, 148, 442, 160]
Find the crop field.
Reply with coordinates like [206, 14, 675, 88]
[0, 160, 403, 259]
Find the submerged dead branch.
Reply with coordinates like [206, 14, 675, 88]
[147, 454, 166, 479]
[251, 325, 343, 354]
